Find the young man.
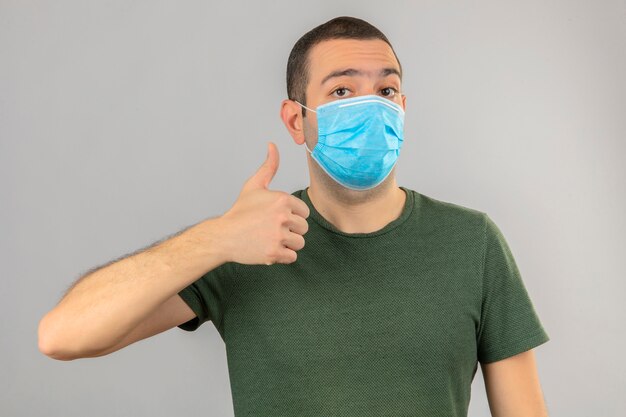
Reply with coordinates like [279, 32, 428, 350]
[39, 16, 550, 417]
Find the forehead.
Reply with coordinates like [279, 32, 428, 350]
[307, 38, 400, 83]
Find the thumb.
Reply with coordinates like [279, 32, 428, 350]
[243, 141, 280, 191]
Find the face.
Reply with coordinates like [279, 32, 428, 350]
[280, 38, 406, 201]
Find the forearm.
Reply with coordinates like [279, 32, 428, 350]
[38, 216, 229, 358]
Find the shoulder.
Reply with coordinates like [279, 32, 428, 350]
[409, 188, 488, 233]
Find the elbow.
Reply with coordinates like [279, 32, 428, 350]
[37, 310, 116, 361]
[37, 312, 79, 361]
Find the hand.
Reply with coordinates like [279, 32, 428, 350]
[219, 142, 310, 265]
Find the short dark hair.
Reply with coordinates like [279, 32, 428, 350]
[286, 16, 402, 117]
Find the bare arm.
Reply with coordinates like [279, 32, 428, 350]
[38, 217, 229, 360]
[38, 142, 309, 361]
[481, 349, 550, 417]
[72, 293, 197, 360]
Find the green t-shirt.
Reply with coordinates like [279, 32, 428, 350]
[177, 186, 550, 417]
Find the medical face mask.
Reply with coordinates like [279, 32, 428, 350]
[295, 94, 405, 191]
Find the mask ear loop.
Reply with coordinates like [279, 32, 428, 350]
[293, 100, 316, 154]
[294, 100, 316, 113]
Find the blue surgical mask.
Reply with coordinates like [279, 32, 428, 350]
[295, 94, 405, 190]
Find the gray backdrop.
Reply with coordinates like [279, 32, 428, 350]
[2, 1, 625, 416]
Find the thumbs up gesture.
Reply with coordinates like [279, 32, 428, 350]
[219, 142, 310, 265]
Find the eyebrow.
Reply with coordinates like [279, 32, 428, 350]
[320, 67, 401, 86]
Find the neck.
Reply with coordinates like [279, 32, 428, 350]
[306, 176, 406, 234]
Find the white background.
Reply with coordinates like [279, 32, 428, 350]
[2, 1, 625, 416]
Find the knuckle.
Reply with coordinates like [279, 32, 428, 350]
[276, 212, 290, 225]
[273, 229, 284, 244]
[270, 207, 286, 224]
[265, 246, 278, 262]
[277, 192, 291, 205]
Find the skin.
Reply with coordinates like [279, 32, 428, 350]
[481, 349, 550, 417]
[281, 38, 407, 234]
[282, 38, 550, 416]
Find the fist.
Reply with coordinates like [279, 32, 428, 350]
[220, 142, 310, 265]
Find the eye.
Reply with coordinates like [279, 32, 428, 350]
[331, 87, 351, 98]
[380, 87, 398, 97]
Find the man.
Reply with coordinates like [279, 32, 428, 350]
[38, 16, 550, 417]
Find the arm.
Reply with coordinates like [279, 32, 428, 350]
[481, 349, 549, 417]
[38, 217, 229, 360]
[38, 142, 309, 361]
[75, 293, 197, 359]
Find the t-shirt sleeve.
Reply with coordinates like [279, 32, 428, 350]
[176, 261, 235, 333]
[476, 214, 550, 364]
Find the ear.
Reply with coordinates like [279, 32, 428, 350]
[401, 94, 407, 112]
[280, 99, 305, 145]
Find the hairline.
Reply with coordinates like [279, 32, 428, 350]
[300, 37, 403, 108]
